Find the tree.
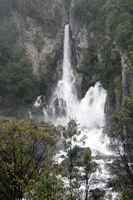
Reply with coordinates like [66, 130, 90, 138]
[83, 150, 92, 200]
[8, 47, 36, 105]
[0, 118, 56, 199]
[104, 0, 133, 51]
[63, 119, 81, 200]
[0, 22, 19, 105]
[34, 159, 65, 200]
[109, 96, 133, 194]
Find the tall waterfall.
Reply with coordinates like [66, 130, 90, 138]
[43, 25, 107, 129]
[34, 24, 118, 199]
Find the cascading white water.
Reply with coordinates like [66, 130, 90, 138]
[44, 24, 78, 125]
[44, 25, 106, 129]
[34, 24, 118, 199]
[44, 25, 107, 134]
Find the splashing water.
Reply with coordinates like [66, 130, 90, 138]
[43, 25, 106, 129]
[34, 24, 118, 199]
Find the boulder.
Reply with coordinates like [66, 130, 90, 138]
[90, 188, 105, 200]
[62, 146, 92, 167]
[53, 97, 67, 117]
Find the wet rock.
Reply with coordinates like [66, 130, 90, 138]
[81, 134, 88, 142]
[60, 146, 92, 176]
[63, 146, 92, 167]
[56, 124, 64, 132]
[107, 178, 119, 189]
[53, 97, 67, 117]
[91, 161, 98, 169]
[55, 124, 65, 138]
[90, 188, 105, 200]
[94, 152, 109, 161]
[30, 95, 48, 123]
[107, 158, 125, 177]
[30, 106, 44, 123]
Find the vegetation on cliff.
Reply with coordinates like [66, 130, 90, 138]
[72, 0, 133, 197]
[0, 32, 37, 106]
[109, 96, 133, 199]
[0, 0, 132, 107]
[73, 0, 133, 105]
[0, 0, 133, 198]
[8, 47, 37, 105]
[0, 22, 19, 106]
[0, 0, 63, 107]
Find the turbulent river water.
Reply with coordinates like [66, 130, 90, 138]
[34, 25, 119, 199]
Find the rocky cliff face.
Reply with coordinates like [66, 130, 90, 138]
[9, 0, 69, 100]
[2, 0, 133, 122]
[0, 0, 67, 118]
[15, 1, 64, 73]
[69, 0, 89, 99]
[121, 52, 133, 97]
[18, 0, 89, 100]
[21, 17, 63, 75]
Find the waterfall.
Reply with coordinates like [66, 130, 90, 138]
[34, 24, 118, 199]
[43, 25, 107, 129]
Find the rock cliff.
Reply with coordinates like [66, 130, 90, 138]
[1, 0, 133, 121]
[121, 52, 133, 97]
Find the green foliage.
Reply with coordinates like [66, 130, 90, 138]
[73, 0, 133, 52]
[0, 118, 85, 200]
[109, 96, 133, 189]
[80, 39, 122, 105]
[0, 22, 19, 106]
[79, 42, 99, 77]
[0, 118, 56, 199]
[104, 0, 133, 51]
[73, 0, 132, 106]
[38, 55, 56, 95]
[63, 119, 82, 199]
[122, 189, 133, 200]
[0, 0, 17, 18]
[83, 150, 92, 200]
[34, 161, 65, 200]
[0, 0, 62, 107]
[72, 0, 106, 30]
[0, 22, 19, 65]
[99, 43, 122, 105]
[7, 47, 36, 105]
[83, 150, 92, 172]
[0, 0, 62, 38]
[110, 96, 133, 138]
[23, 0, 62, 38]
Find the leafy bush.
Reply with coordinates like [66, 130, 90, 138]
[0, 118, 56, 200]
[122, 189, 133, 200]
[109, 97, 133, 190]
